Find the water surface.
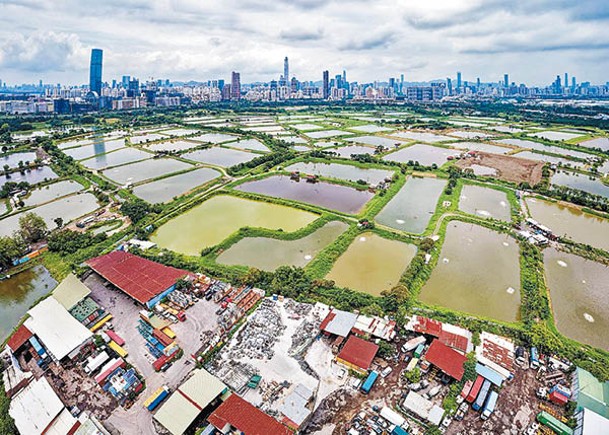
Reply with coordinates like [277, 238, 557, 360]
[459, 184, 511, 220]
[284, 162, 393, 185]
[133, 168, 221, 203]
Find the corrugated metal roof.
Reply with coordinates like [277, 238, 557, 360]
[52, 274, 91, 310]
[208, 394, 291, 435]
[86, 251, 189, 305]
[178, 369, 227, 409]
[9, 377, 64, 435]
[154, 391, 201, 435]
[336, 336, 379, 371]
[320, 309, 358, 337]
[6, 324, 33, 352]
[425, 339, 466, 381]
[476, 363, 504, 386]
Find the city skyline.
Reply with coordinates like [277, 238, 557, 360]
[1, 1, 609, 86]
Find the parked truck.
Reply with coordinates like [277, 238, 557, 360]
[536, 411, 573, 435]
[361, 371, 379, 394]
[401, 336, 426, 353]
[466, 376, 484, 403]
[472, 379, 491, 411]
[481, 390, 498, 420]
[530, 347, 540, 369]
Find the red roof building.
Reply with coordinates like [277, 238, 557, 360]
[406, 315, 472, 353]
[86, 251, 189, 306]
[424, 340, 467, 381]
[208, 394, 291, 435]
[336, 336, 379, 374]
[6, 325, 33, 353]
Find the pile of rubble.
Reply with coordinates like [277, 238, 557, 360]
[225, 299, 285, 361]
[207, 360, 258, 393]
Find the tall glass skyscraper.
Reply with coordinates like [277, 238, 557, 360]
[89, 49, 103, 95]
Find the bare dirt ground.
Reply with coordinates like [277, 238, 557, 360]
[456, 152, 544, 186]
[447, 367, 545, 435]
[45, 361, 118, 419]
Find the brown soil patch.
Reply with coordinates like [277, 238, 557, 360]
[456, 152, 544, 186]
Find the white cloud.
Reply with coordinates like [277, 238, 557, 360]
[0, 0, 607, 85]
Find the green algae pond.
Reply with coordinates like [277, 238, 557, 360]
[419, 221, 521, 323]
[151, 195, 319, 255]
[526, 198, 609, 252]
[0, 266, 57, 342]
[375, 177, 446, 234]
[543, 248, 609, 351]
[216, 221, 349, 271]
[235, 175, 374, 214]
[325, 232, 417, 296]
[459, 184, 511, 221]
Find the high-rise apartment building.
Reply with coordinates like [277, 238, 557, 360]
[89, 49, 103, 95]
[322, 70, 329, 99]
[457, 71, 462, 89]
[284, 57, 289, 83]
[231, 72, 241, 101]
[504, 74, 509, 87]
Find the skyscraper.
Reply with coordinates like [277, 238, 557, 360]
[231, 72, 241, 101]
[89, 48, 103, 95]
[322, 70, 329, 99]
[284, 57, 289, 83]
[564, 73, 568, 90]
[456, 72, 462, 89]
[504, 74, 509, 88]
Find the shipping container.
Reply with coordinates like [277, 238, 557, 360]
[361, 371, 379, 394]
[472, 379, 491, 411]
[530, 347, 540, 369]
[401, 336, 426, 353]
[481, 391, 498, 420]
[549, 390, 569, 406]
[414, 344, 425, 358]
[84, 351, 110, 374]
[550, 384, 571, 399]
[108, 341, 128, 358]
[466, 376, 485, 403]
[460, 380, 473, 399]
[536, 412, 573, 435]
[406, 357, 419, 372]
[105, 330, 125, 346]
[144, 386, 169, 411]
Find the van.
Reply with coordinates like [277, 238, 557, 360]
[381, 367, 393, 378]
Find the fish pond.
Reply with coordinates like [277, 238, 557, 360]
[0, 166, 58, 188]
[383, 144, 459, 167]
[133, 168, 221, 203]
[420, 221, 521, 322]
[235, 175, 374, 214]
[23, 180, 82, 207]
[375, 177, 446, 234]
[459, 184, 511, 221]
[182, 147, 258, 167]
[544, 248, 609, 350]
[284, 162, 394, 185]
[151, 195, 318, 255]
[81, 147, 152, 170]
[0, 266, 57, 342]
[216, 221, 349, 271]
[102, 158, 192, 185]
[526, 198, 609, 251]
[325, 232, 418, 296]
[551, 171, 609, 199]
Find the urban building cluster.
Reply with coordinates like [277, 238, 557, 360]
[1, 49, 609, 114]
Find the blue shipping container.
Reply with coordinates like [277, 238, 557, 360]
[361, 371, 379, 394]
[472, 380, 491, 411]
[147, 389, 169, 411]
[481, 390, 498, 419]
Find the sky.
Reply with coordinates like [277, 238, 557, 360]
[1, 0, 608, 86]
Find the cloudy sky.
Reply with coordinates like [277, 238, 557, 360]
[1, 0, 608, 86]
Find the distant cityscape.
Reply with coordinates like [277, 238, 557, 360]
[1, 48, 609, 114]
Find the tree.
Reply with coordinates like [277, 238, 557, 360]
[404, 366, 421, 383]
[120, 199, 151, 223]
[377, 340, 395, 359]
[0, 236, 25, 269]
[361, 302, 384, 317]
[18, 212, 47, 243]
[53, 217, 63, 229]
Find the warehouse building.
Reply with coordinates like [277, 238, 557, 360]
[154, 369, 228, 435]
[86, 251, 190, 308]
[336, 335, 379, 375]
[423, 339, 467, 381]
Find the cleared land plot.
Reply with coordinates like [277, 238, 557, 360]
[455, 152, 544, 185]
[132, 167, 221, 203]
[182, 147, 258, 167]
[420, 221, 521, 322]
[235, 175, 374, 214]
[151, 195, 318, 255]
[80, 148, 152, 170]
[217, 221, 349, 271]
[326, 232, 417, 295]
[459, 184, 511, 221]
[102, 158, 192, 185]
[383, 144, 459, 166]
